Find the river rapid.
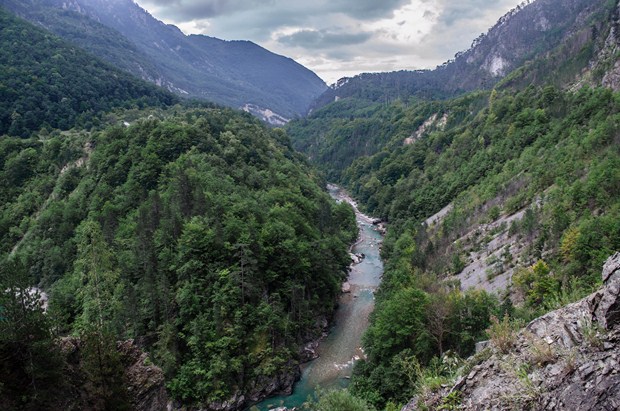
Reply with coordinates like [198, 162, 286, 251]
[253, 184, 384, 410]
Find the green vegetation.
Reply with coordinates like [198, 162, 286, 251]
[0, 8, 177, 137]
[2, 1, 620, 409]
[1, 106, 356, 406]
[0, 259, 64, 410]
[290, 84, 620, 408]
[305, 389, 376, 411]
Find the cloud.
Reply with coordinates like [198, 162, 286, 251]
[277, 29, 372, 49]
[415, 0, 520, 58]
[328, 0, 411, 19]
[134, 0, 523, 83]
[138, 0, 272, 20]
[139, 0, 410, 24]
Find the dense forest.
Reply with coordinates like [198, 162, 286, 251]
[2, 0, 620, 409]
[0, 8, 360, 410]
[0, 8, 178, 137]
[0, 104, 357, 409]
[288, 84, 620, 408]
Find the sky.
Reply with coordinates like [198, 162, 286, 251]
[133, 0, 523, 85]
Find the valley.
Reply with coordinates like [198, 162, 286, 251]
[1, 0, 620, 410]
[254, 185, 384, 410]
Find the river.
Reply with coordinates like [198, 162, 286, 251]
[253, 184, 384, 410]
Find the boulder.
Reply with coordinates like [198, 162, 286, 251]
[350, 253, 365, 264]
[594, 279, 620, 329]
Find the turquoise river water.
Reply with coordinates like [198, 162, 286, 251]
[253, 185, 384, 410]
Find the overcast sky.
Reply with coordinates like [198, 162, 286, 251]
[133, 0, 523, 84]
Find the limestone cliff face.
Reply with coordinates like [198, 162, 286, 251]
[598, 2, 620, 91]
[404, 253, 620, 411]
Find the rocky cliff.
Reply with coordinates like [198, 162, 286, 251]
[59, 338, 169, 411]
[404, 253, 620, 410]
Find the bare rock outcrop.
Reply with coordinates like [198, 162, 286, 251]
[404, 252, 620, 411]
[117, 339, 168, 411]
[52, 337, 168, 411]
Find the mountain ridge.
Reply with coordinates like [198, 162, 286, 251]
[0, 0, 327, 121]
[311, 0, 617, 112]
[0, 7, 178, 137]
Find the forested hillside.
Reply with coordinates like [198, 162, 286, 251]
[292, 88, 620, 410]
[3, 0, 620, 409]
[0, 105, 357, 409]
[0, 4, 360, 409]
[287, 2, 620, 408]
[0, 8, 178, 137]
[0, 0, 328, 120]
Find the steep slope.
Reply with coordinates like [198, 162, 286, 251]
[0, 0, 327, 120]
[0, 7, 177, 137]
[0, 5, 354, 408]
[311, 0, 616, 111]
[292, 0, 620, 181]
[339, 85, 620, 409]
[405, 253, 620, 411]
[0, 0, 167, 87]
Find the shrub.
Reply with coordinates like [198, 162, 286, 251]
[487, 314, 517, 354]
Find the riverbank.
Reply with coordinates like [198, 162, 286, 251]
[252, 185, 384, 410]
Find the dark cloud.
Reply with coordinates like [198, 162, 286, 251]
[328, 0, 411, 19]
[277, 29, 372, 50]
[137, 0, 273, 20]
[138, 0, 411, 23]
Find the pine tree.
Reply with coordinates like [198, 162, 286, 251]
[72, 221, 130, 410]
[0, 257, 64, 409]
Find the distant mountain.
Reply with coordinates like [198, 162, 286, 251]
[0, 7, 177, 137]
[0, 0, 327, 122]
[311, 0, 618, 111]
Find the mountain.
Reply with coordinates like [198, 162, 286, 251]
[0, 3, 355, 410]
[310, 0, 618, 112]
[0, 0, 328, 121]
[284, 0, 620, 409]
[0, 7, 177, 137]
[3, 0, 620, 409]
[293, 0, 620, 181]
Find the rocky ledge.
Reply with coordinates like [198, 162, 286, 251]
[404, 252, 620, 410]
